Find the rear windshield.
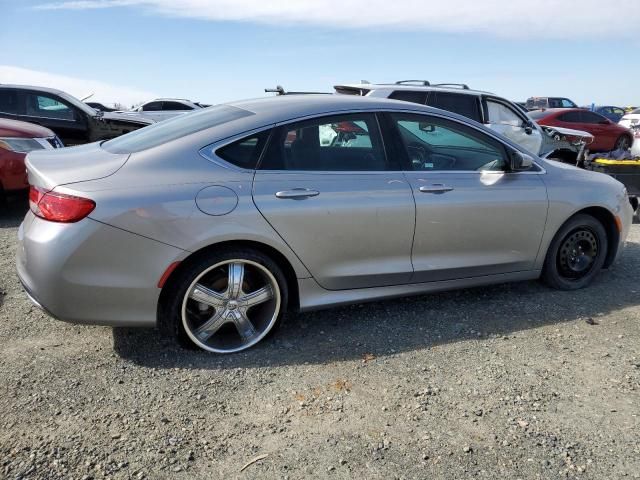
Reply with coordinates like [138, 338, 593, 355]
[102, 104, 253, 153]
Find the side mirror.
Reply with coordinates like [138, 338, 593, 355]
[419, 122, 436, 133]
[511, 150, 534, 171]
[523, 120, 534, 135]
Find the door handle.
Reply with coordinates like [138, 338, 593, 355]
[419, 184, 454, 194]
[275, 188, 320, 199]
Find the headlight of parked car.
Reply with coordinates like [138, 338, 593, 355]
[0, 137, 50, 153]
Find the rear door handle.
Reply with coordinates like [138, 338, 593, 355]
[275, 188, 320, 199]
[419, 184, 454, 194]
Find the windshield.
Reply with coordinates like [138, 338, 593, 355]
[102, 104, 254, 154]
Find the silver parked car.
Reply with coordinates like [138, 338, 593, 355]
[17, 95, 632, 353]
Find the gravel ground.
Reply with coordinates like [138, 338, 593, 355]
[1, 195, 639, 480]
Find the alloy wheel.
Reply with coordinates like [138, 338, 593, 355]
[181, 259, 281, 353]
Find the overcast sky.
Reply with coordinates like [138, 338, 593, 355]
[1, 0, 639, 107]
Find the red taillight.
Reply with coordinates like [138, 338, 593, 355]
[29, 186, 95, 223]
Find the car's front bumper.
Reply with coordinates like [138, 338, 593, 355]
[16, 212, 186, 327]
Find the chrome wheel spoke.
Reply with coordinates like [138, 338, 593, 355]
[227, 262, 245, 298]
[240, 285, 273, 308]
[194, 310, 228, 341]
[190, 283, 226, 309]
[230, 309, 257, 340]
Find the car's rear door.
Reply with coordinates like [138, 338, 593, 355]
[382, 111, 548, 282]
[252, 112, 416, 290]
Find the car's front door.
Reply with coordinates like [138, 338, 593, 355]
[18, 91, 88, 145]
[484, 97, 543, 155]
[383, 112, 548, 283]
[252, 113, 416, 290]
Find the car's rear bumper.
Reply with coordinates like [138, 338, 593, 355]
[16, 212, 186, 327]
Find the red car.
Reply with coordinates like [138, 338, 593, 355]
[529, 108, 633, 152]
[0, 119, 62, 195]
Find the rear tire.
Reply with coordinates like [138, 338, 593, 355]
[541, 214, 608, 290]
[163, 248, 288, 353]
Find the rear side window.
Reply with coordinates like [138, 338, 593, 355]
[103, 104, 253, 154]
[259, 113, 386, 171]
[215, 130, 271, 169]
[0, 90, 18, 114]
[141, 101, 163, 111]
[389, 90, 428, 105]
[163, 101, 193, 111]
[426, 92, 481, 122]
[580, 111, 606, 124]
[557, 111, 582, 122]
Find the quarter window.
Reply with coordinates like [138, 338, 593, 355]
[26, 94, 74, 120]
[389, 90, 428, 105]
[259, 114, 386, 171]
[215, 130, 271, 169]
[390, 113, 507, 172]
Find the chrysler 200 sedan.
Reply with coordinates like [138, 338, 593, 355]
[17, 95, 632, 353]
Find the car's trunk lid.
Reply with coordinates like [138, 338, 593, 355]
[26, 141, 129, 190]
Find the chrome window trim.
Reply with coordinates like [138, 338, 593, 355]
[198, 108, 547, 175]
[16, 113, 77, 123]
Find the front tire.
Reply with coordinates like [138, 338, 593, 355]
[614, 135, 631, 151]
[541, 214, 608, 290]
[164, 248, 287, 353]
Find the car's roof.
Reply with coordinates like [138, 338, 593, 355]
[145, 98, 194, 103]
[227, 94, 453, 123]
[336, 82, 492, 96]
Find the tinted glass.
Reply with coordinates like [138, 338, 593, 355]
[26, 94, 74, 120]
[561, 99, 577, 108]
[426, 92, 481, 122]
[259, 114, 386, 171]
[389, 90, 428, 104]
[581, 111, 606, 124]
[163, 101, 193, 111]
[215, 130, 271, 169]
[0, 90, 18, 114]
[487, 101, 522, 126]
[558, 111, 582, 122]
[391, 113, 507, 171]
[142, 101, 162, 111]
[103, 104, 253, 154]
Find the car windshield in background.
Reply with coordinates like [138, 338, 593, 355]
[527, 110, 550, 120]
[102, 104, 254, 154]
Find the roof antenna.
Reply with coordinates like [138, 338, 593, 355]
[264, 85, 286, 96]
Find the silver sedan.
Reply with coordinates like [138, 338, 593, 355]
[17, 95, 633, 353]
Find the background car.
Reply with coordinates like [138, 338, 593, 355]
[121, 98, 210, 122]
[18, 95, 632, 354]
[529, 108, 633, 152]
[0, 85, 153, 145]
[85, 102, 116, 112]
[0, 118, 62, 197]
[619, 107, 640, 129]
[333, 80, 590, 159]
[581, 105, 626, 123]
[525, 96, 578, 110]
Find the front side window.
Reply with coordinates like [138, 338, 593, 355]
[558, 111, 582, 123]
[259, 114, 386, 171]
[141, 101, 162, 111]
[486, 101, 523, 127]
[426, 92, 482, 122]
[163, 101, 193, 111]
[0, 90, 18, 114]
[26, 94, 74, 120]
[561, 98, 577, 108]
[391, 113, 507, 172]
[580, 111, 606, 124]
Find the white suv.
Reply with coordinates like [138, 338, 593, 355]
[334, 81, 547, 155]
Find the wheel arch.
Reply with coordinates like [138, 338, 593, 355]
[570, 206, 620, 268]
[157, 239, 301, 329]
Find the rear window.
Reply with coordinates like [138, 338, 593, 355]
[426, 92, 481, 122]
[102, 105, 253, 154]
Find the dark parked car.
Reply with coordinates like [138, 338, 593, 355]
[529, 108, 633, 152]
[525, 97, 578, 110]
[0, 118, 62, 197]
[85, 102, 116, 112]
[582, 105, 626, 123]
[0, 85, 152, 146]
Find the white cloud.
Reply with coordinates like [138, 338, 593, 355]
[33, 0, 640, 38]
[0, 65, 157, 107]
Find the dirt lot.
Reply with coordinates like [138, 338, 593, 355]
[1, 196, 639, 480]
